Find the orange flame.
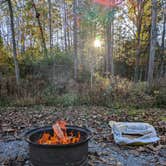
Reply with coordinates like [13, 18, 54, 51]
[38, 121, 81, 145]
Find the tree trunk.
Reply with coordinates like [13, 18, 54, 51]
[73, 0, 78, 80]
[67, 8, 71, 50]
[48, 0, 53, 51]
[63, 0, 67, 51]
[134, 0, 144, 82]
[106, 19, 114, 75]
[31, 0, 48, 57]
[70, 18, 73, 46]
[7, 0, 20, 85]
[134, 28, 141, 82]
[56, 30, 59, 45]
[159, 0, 166, 78]
[21, 32, 25, 54]
[148, 0, 157, 87]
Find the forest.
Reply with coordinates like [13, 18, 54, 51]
[0, 0, 166, 165]
[0, 0, 165, 107]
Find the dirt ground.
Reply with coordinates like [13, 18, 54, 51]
[0, 106, 166, 166]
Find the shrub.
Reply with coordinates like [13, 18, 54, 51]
[0, 72, 165, 108]
[60, 93, 78, 106]
[154, 87, 166, 108]
[19, 47, 73, 78]
[77, 74, 157, 108]
[44, 93, 78, 107]
[0, 97, 10, 107]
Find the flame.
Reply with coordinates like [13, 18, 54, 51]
[38, 121, 81, 145]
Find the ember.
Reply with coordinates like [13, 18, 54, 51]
[38, 121, 81, 145]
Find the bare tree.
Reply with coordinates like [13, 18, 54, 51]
[148, 0, 157, 87]
[7, 0, 20, 85]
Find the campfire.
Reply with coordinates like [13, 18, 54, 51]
[38, 120, 81, 145]
[25, 121, 92, 166]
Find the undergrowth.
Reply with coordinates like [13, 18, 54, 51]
[0, 74, 165, 109]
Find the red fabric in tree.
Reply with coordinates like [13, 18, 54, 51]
[93, 0, 123, 7]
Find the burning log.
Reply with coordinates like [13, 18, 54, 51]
[38, 121, 81, 145]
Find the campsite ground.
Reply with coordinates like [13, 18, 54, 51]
[0, 106, 166, 165]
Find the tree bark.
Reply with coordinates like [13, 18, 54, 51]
[67, 6, 71, 50]
[106, 19, 114, 75]
[7, 0, 20, 85]
[31, 0, 48, 57]
[73, 0, 78, 80]
[148, 0, 157, 87]
[134, 0, 144, 82]
[134, 25, 141, 82]
[63, 0, 67, 51]
[159, 0, 166, 78]
[48, 0, 53, 51]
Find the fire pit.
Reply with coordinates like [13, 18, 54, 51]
[25, 121, 91, 166]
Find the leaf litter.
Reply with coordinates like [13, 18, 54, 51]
[0, 106, 165, 165]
